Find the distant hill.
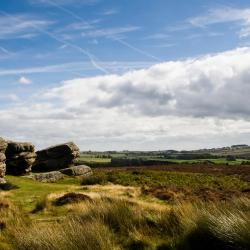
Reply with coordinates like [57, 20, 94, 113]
[186, 145, 250, 158]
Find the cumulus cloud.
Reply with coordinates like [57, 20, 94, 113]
[45, 47, 250, 119]
[1, 47, 250, 150]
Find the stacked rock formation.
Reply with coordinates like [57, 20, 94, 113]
[6, 142, 36, 176]
[33, 142, 80, 172]
[0, 137, 7, 183]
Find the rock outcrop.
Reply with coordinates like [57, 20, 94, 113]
[59, 165, 92, 177]
[0, 138, 7, 183]
[28, 171, 64, 183]
[6, 142, 36, 175]
[33, 142, 80, 172]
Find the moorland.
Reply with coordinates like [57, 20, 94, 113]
[0, 144, 250, 250]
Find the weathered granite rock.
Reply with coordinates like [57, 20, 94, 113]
[29, 171, 64, 183]
[0, 137, 7, 183]
[0, 178, 6, 184]
[6, 142, 34, 154]
[6, 142, 36, 175]
[33, 142, 80, 172]
[0, 162, 6, 175]
[0, 137, 7, 154]
[59, 165, 92, 177]
[0, 162, 6, 184]
[0, 153, 6, 162]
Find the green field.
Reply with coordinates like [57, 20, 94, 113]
[78, 152, 250, 167]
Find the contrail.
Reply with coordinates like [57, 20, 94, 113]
[39, 0, 163, 62]
[111, 37, 162, 62]
[0, 11, 109, 74]
[0, 46, 12, 56]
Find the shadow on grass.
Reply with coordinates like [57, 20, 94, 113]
[0, 182, 19, 191]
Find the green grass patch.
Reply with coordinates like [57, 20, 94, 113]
[4, 176, 80, 212]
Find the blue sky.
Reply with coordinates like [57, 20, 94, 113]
[1, 0, 250, 150]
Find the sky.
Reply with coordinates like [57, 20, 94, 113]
[1, 0, 250, 150]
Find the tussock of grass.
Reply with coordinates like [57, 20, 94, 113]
[81, 174, 107, 185]
[178, 204, 250, 250]
[54, 192, 92, 206]
[31, 196, 48, 213]
[8, 220, 118, 250]
[0, 197, 29, 227]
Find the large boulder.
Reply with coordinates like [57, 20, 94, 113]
[6, 142, 36, 176]
[0, 137, 7, 183]
[29, 171, 64, 183]
[33, 142, 80, 172]
[59, 165, 92, 177]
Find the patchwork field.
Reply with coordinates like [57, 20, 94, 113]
[0, 165, 250, 250]
[77, 151, 250, 168]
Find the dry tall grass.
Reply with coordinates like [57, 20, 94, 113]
[1, 195, 250, 250]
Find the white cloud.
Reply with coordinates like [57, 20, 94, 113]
[1, 47, 250, 150]
[101, 9, 119, 16]
[56, 19, 101, 34]
[0, 94, 19, 102]
[81, 26, 140, 38]
[189, 7, 250, 38]
[29, 0, 99, 5]
[149, 43, 175, 48]
[144, 33, 170, 40]
[18, 76, 32, 85]
[45, 47, 250, 119]
[0, 14, 52, 40]
[0, 61, 155, 76]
